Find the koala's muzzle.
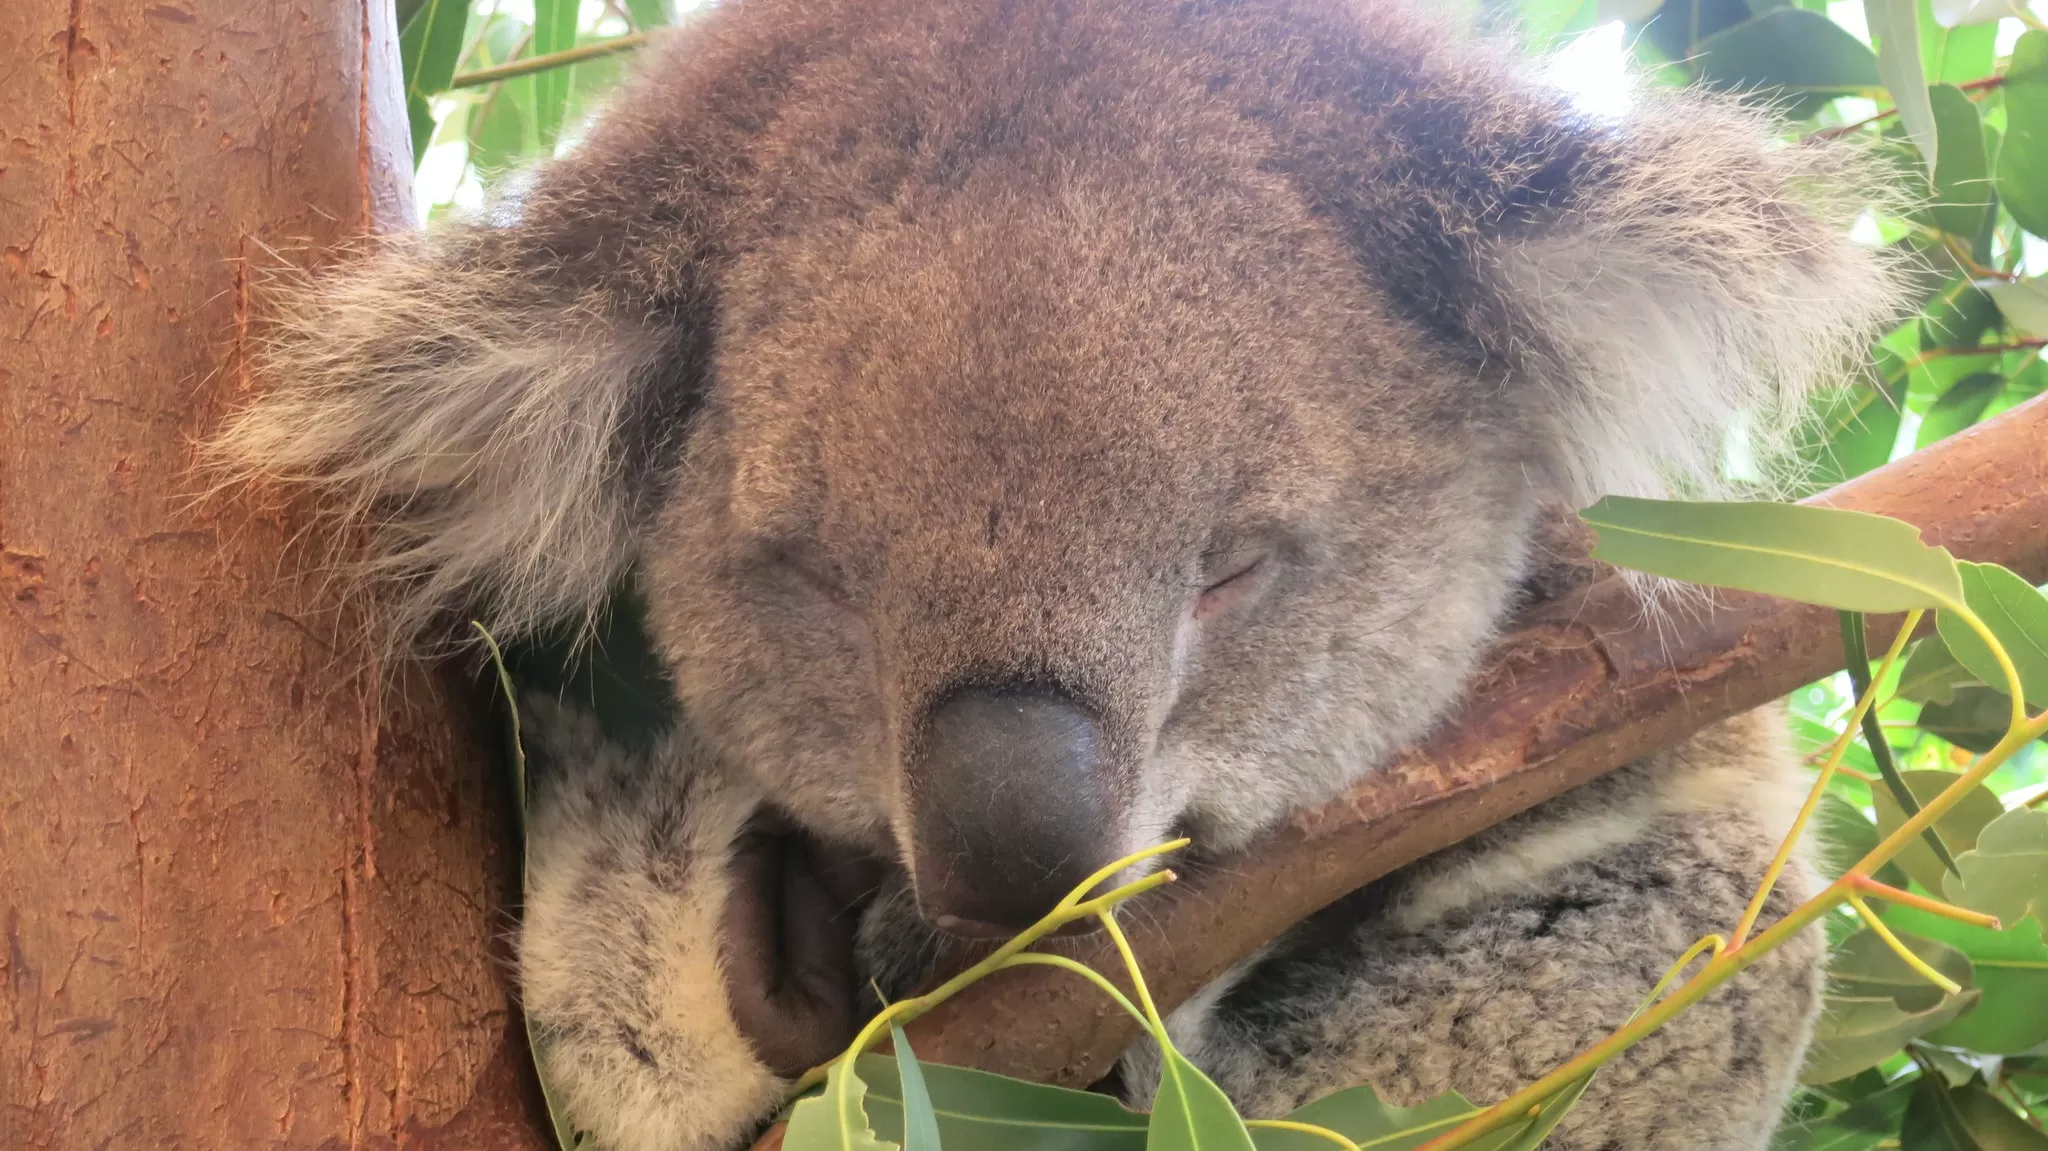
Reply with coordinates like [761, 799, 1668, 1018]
[908, 686, 1122, 937]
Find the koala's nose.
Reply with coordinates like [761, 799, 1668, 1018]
[908, 686, 1121, 937]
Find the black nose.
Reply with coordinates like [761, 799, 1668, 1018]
[908, 686, 1121, 937]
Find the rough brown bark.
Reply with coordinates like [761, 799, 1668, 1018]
[886, 394, 2048, 1091]
[0, 2, 546, 1147]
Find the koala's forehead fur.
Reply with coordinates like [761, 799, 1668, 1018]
[224, 0, 1898, 857]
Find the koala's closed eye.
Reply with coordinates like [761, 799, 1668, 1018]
[1194, 552, 1270, 621]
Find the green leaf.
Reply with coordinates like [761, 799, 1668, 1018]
[1833, 926, 1977, 1012]
[1689, 8, 1883, 119]
[1930, 0, 2023, 26]
[398, 0, 473, 163]
[1149, 1048, 1256, 1151]
[1250, 1085, 1482, 1151]
[1901, 1077, 2048, 1149]
[622, 0, 671, 28]
[786, 1060, 901, 1151]
[851, 1054, 1147, 1150]
[1805, 992, 1981, 1084]
[1872, 771, 2006, 893]
[1579, 498, 1964, 614]
[1935, 563, 2048, 709]
[1804, 928, 1980, 1084]
[1251, 1078, 1591, 1151]
[1928, 86, 1994, 238]
[1921, 0, 2000, 85]
[1890, 903, 2048, 1055]
[1899, 635, 1981, 705]
[1988, 278, 2048, 339]
[532, 0, 581, 147]
[1599, 0, 1665, 17]
[1944, 809, 2048, 943]
[1920, 282, 2002, 352]
[1817, 793, 1916, 891]
[1796, 375, 1906, 490]
[1918, 686, 2025, 753]
[891, 1027, 943, 1151]
[1868, 0, 1937, 171]
[1636, 0, 1760, 62]
[1772, 1077, 1917, 1151]
[1995, 32, 2048, 238]
[1917, 374, 2004, 448]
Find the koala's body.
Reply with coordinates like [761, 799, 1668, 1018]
[220, 0, 1901, 1147]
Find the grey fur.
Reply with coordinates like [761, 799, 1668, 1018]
[211, 1, 1901, 1148]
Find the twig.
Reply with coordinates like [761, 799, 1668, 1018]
[1810, 75, 2007, 141]
[1842, 612, 1960, 876]
[448, 33, 651, 89]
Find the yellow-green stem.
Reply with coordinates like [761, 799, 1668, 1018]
[1097, 909, 1167, 1033]
[1848, 891, 1962, 993]
[789, 844, 1185, 1094]
[1850, 874, 2001, 929]
[1245, 1119, 1363, 1150]
[1416, 697, 2048, 1151]
[1732, 610, 1920, 946]
[996, 953, 1148, 1026]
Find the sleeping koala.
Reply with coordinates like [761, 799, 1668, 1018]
[219, 0, 1903, 1147]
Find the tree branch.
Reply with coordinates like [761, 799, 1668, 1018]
[878, 395, 2048, 1092]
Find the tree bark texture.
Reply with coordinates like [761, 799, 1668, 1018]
[887, 395, 2048, 1092]
[0, 3, 547, 1148]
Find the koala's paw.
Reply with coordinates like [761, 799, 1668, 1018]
[517, 699, 786, 1151]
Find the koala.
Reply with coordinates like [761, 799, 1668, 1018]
[217, 0, 1903, 1148]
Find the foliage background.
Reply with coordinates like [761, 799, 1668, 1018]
[396, 0, 2048, 1145]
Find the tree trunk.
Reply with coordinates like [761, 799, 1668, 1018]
[0, 2, 545, 1147]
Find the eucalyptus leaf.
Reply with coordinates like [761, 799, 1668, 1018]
[1944, 809, 2048, 943]
[1989, 278, 2048, 339]
[892, 1026, 944, 1151]
[1872, 772, 2005, 893]
[786, 1060, 901, 1151]
[1900, 634, 1983, 705]
[1772, 1077, 1917, 1151]
[1688, 8, 1882, 118]
[1867, 0, 1936, 171]
[1930, 0, 2022, 25]
[1888, 903, 2048, 1055]
[532, 0, 581, 146]
[1149, 1048, 1257, 1151]
[1934, 563, 2048, 709]
[1803, 989, 1981, 1084]
[1918, 686, 2026, 754]
[623, 0, 671, 27]
[1927, 86, 1993, 239]
[1817, 793, 1915, 891]
[1599, 0, 1666, 18]
[398, 0, 473, 163]
[1917, 374, 2004, 449]
[1250, 1085, 1482, 1151]
[1996, 32, 2048, 237]
[851, 1053, 1148, 1151]
[1900, 1076, 2048, 1149]
[1579, 498, 1963, 613]
[1797, 376, 1905, 490]
[1920, 282, 2001, 352]
[1921, 2, 2000, 85]
[1831, 926, 1977, 1013]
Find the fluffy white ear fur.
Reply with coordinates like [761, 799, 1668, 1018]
[1478, 95, 1905, 503]
[215, 233, 667, 648]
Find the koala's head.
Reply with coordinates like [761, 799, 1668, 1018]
[221, 0, 1897, 934]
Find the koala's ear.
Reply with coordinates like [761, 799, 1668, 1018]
[1455, 93, 1905, 502]
[214, 227, 696, 649]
